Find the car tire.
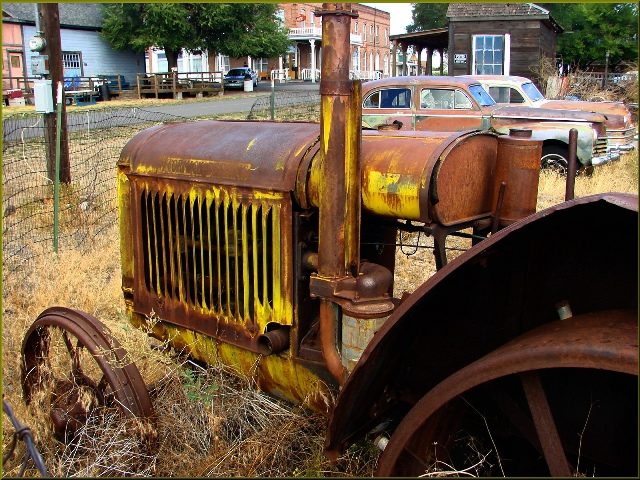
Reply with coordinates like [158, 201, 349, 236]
[541, 145, 569, 174]
[541, 145, 593, 176]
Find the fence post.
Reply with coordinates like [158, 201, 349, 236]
[270, 77, 275, 120]
[54, 81, 63, 253]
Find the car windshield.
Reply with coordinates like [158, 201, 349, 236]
[226, 69, 247, 76]
[521, 82, 545, 102]
[468, 84, 496, 107]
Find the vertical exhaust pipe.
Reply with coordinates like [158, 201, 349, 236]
[315, 3, 360, 385]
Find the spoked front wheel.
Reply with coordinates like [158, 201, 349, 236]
[377, 310, 638, 477]
[21, 307, 154, 443]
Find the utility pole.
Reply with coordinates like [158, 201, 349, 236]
[39, 3, 70, 183]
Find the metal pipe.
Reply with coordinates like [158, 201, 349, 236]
[257, 327, 290, 355]
[34, 3, 41, 34]
[315, 3, 359, 385]
[565, 128, 578, 201]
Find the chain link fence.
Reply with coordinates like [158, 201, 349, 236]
[2, 108, 189, 278]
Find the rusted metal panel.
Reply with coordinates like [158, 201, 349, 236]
[430, 132, 499, 226]
[325, 193, 638, 458]
[489, 129, 542, 225]
[119, 120, 321, 192]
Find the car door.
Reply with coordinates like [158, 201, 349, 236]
[362, 86, 414, 130]
[414, 87, 484, 131]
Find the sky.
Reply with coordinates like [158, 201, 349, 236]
[363, 3, 414, 35]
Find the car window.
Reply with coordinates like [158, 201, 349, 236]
[227, 69, 245, 76]
[420, 88, 454, 109]
[488, 86, 510, 103]
[363, 91, 380, 108]
[468, 84, 496, 106]
[509, 88, 525, 103]
[365, 88, 412, 109]
[380, 88, 412, 108]
[521, 82, 545, 102]
[454, 90, 473, 109]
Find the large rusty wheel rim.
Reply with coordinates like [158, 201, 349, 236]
[21, 307, 154, 442]
[377, 310, 638, 477]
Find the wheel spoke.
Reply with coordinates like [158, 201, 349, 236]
[520, 371, 572, 476]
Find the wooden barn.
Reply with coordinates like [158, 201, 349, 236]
[447, 3, 562, 81]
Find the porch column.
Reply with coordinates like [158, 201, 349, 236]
[310, 39, 317, 83]
[279, 55, 283, 70]
[417, 47, 422, 76]
[401, 44, 408, 76]
[439, 49, 445, 75]
[247, 56, 252, 69]
[426, 47, 433, 75]
[357, 46, 361, 71]
[392, 40, 397, 77]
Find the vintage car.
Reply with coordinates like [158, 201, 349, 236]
[464, 75, 637, 153]
[361, 76, 619, 170]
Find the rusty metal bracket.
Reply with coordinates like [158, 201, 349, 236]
[309, 262, 395, 319]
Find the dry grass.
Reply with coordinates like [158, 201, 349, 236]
[2, 138, 637, 476]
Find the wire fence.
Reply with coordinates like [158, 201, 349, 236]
[2, 108, 189, 279]
[247, 91, 320, 121]
[2, 94, 321, 280]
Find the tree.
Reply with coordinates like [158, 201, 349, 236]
[407, 3, 449, 32]
[542, 3, 638, 70]
[101, 3, 291, 70]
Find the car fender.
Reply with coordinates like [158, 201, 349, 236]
[491, 121, 596, 163]
[325, 193, 638, 457]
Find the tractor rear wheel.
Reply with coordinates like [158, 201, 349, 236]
[376, 310, 638, 477]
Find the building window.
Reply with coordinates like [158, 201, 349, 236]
[363, 23, 366, 41]
[191, 55, 203, 72]
[276, 9, 285, 26]
[384, 28, 388, 46]
[472, 35, 507, 75]
[384, 54, 389, 75]
[256, 57, 269, 73]
[62, 51, 83, 77]
[375, 25, 379, 44]
[354, 21, 358, 33]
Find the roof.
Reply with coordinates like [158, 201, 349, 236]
[447, 3, 562, 32]
[2, 3, 103, 29]
[362, 75, 484, 92]
[458, 75, 533, 84]
[389, 28, 449, 49]
[447, 3, 549, 18]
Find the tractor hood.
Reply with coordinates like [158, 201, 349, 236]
[119, 120, 321, 192]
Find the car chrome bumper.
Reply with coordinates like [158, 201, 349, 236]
[591, 151, 621, 166]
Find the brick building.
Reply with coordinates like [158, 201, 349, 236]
[147, 3, 391, 81]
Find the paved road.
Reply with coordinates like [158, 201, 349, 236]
[143, 80, 320, 118]
[3, 81, 320, 142]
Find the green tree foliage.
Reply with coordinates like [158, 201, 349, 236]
[101, 3, 291, 70]
[407, 3, 449, 32]
[543, 3, 638, 69]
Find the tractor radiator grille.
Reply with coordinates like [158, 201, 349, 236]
[138, 186, 282, 324]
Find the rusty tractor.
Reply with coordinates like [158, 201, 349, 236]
[21, 4, 637, 477]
